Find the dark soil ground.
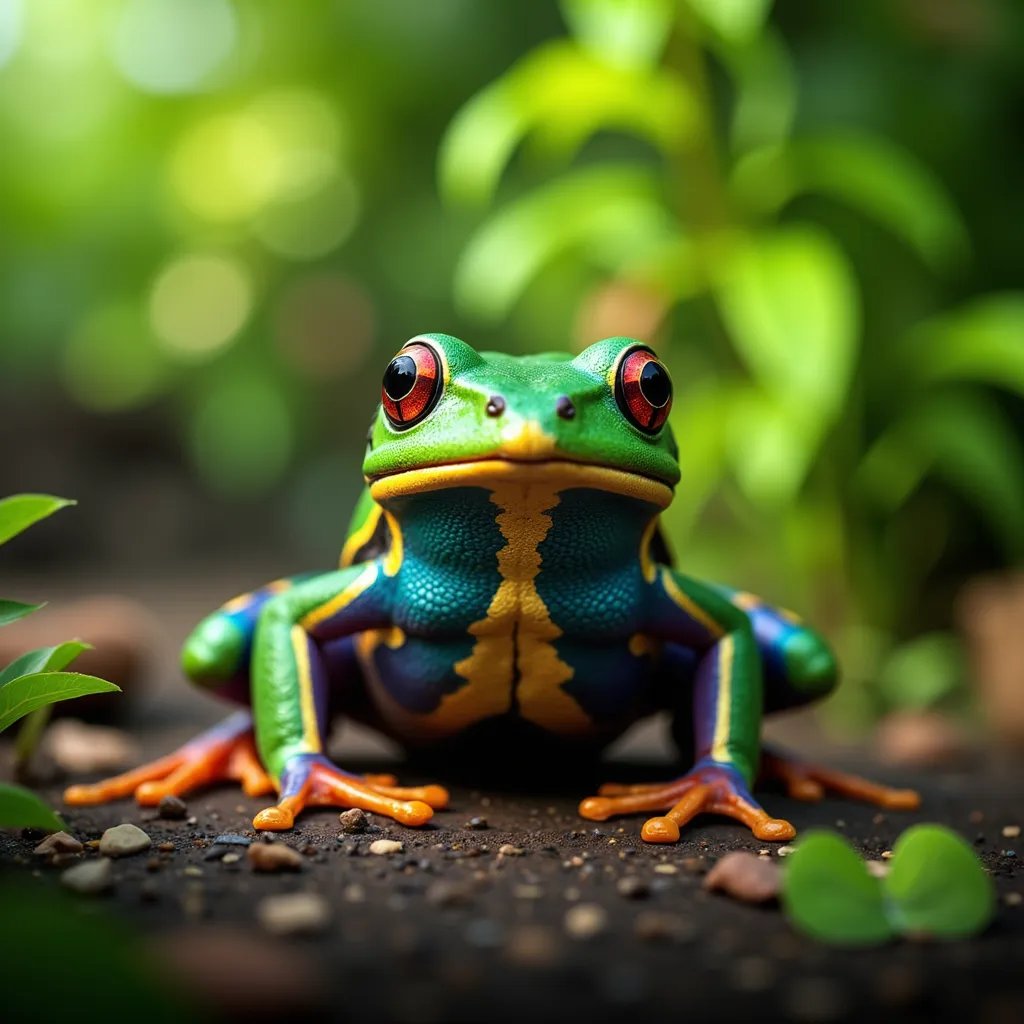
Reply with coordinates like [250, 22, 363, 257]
[0, 577, 1022, 1023]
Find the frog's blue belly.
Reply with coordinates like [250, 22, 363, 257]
[353, 631, 658, 746]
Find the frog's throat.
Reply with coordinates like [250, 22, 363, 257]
[367, 459, 673, 509]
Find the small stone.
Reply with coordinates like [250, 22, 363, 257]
[564, 903, 608, 940]
[653, 863, 678, 875]
[61, 857, 113, 895]
[505, 925, 560, 967]
[498, 844, 524, 857]
[616, 876, 650, 899]
[145, 857, 163, 873]
[704, 851, 781, 903]
[99, 823, 152, 858]
[338, 808, 367, 833]
[257, 892, 330, 936]
[33, 831, 83, 857]
[881, 850, 893, 859]
[157, 842, 175, 853]
[634, 911, 696, 943]
[158, 795, 188, 819]
[514, 884, 544, 900]
[369, 839, 404, 856]
[183, 866, 203, 877]
[214, 833, 251, 846]
[866, 860, 890, 879]
[758, 848, 771, 856]
[426, 881, 474, 907]
[1002, 825, 1021, 838]
[681, 857, 707, 874]
[221, 853, 241, 865]
[731, 955, 775, 993]
[464, 816, 488, 830]
[1005, 892, 1022, 907]
[247, 842, 303, 873]
[51, 853, 81, 868]
[776, 845, 796, 857]
[343, 884, 366, 902]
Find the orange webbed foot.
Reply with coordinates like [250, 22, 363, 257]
[253, 754, 448, 832]
[580, 762, 795, 844]
[760, 749, 921, 811]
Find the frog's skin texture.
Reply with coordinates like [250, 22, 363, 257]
[65, 335, 920, 841]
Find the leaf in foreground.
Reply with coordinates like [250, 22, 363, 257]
[0, 671, 120, 734]
[0, 782, 65, 831]
[782, 830, 894, 946]
[885, 824, 995, 939]
[0, 494, 75, 547]
[0, 599, 46, 627]
[0, 640, 92, 686]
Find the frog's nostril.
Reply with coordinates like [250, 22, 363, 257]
[486, 395, 506, 417]
[556, 395, 576, 420]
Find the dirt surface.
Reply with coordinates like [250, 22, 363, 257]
[3, 738, 1023, 1024]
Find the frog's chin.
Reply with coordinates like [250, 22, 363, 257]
[367, 458, 674, 509]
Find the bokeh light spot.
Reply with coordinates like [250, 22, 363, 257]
[190, 375, 294, 495]
[111, 0, 237, 95]
[253, 172, 359, 260]
[150, 254, 252, 361]
[63, 303, 168, 412]
[274, 272, 375, 380]
[0, 0, 23, 70]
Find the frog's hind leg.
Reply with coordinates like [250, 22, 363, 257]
[64, 710, 274, 805]
[731, 590, 920, 812]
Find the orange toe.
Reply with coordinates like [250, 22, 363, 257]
[641, 816, 681, 843]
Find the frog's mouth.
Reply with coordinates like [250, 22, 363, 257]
[367, 458, 674, 509]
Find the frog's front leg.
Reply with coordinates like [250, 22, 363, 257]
[579, 567, 795, 843]
[249, 564, 448, 831]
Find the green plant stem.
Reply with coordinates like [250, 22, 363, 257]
[14, 704, 52, 775]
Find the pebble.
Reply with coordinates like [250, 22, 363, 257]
[776, 845, 796, 857]
[247, 842, 303, 873]
[99, 823, 152, 858]
[1005, 892, 1021, 907]
[157, 842, 175, 853]
[704, 851, 781, 903]
[505, 925, 560, 967]
[866, 860, 890, 879]
[1003, 825, 1021, 838]
[616, 875, 650, 899]
[33, 831, 83, 857]
[514, 884, 544, 900]
[498, 844, 524, 856]
[343, 884, 366, 902]
[158, 795, 188, 819]
[338, 808, 368, 833]
[61, 857, 113, 895]
[564, 903, 608, 940]
[653, 863, 678, 875]
[257, 892, 331, 936]
[464, 816, 488, 830]
[634, 911, 696, 943]
[222, 853, 241, 865]
[370, 839, 404, 856]
[184, 866, 203, 877]
[214, 833, 251, 846]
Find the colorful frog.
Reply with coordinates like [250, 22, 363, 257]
[66, 335, 919, 842]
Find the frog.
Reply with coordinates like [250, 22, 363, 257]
[65, 334, 920, 842]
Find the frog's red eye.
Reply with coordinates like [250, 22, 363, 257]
[381, 342, 442, 429]
[616, 347, 672, 434]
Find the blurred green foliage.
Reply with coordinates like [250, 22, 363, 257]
[0, 1, 1022, 728]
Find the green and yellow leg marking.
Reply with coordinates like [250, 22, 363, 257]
[580, 568, 796, 842]
[248, 562, 448, 831]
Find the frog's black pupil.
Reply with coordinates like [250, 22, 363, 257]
[384, 355, 417, 401]
[639, 361, 671, 408]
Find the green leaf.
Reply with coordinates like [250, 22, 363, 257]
[876, 633, 965, 711]
[684, 0, 774, 44]
[885, 825, 995, 939]
[714, 225, 860, 422]
[0, 600, 46, 627]
[0, 782, 65, 831]
[0, 494, 76, 547]
[454, 164, 676, 322]
[782, 830, 894, 947]
[439, 40, 697, 206]
[0, 640, 92, 687]
[909, 294, 1024, 398]
[560, 0, 675, 69]
[732, 135, 969, 271]
[855, 390, 1024, 560]
[0, 671, 120, 735]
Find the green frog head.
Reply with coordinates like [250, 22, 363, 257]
[363, 334, 680, 506]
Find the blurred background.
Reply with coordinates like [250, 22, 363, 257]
[1, 0, 1022, 755]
